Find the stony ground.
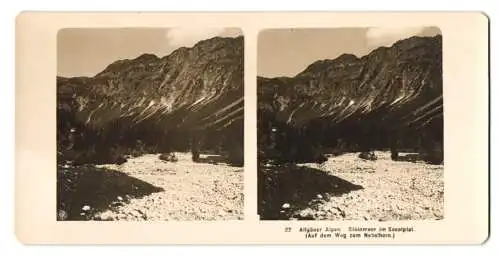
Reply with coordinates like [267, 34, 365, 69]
[258, 151, 444, 221]
[58, 153, 244, 221]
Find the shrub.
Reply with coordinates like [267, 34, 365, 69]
[159, 152, 178, 162]
[358, 151, 377, 161]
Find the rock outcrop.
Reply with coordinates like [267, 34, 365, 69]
[258, 35, 443, 164]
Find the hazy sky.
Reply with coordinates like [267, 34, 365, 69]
[57, 28, 242, 77]
[258, 27, 441, 78]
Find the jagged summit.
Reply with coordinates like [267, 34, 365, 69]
[134, 53, 159, 61]
[194, 35, 243, 47]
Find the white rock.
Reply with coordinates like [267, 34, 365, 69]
[82, 205, 91, 211]
[99, 210, 114, 220]
[316, 194, 323, 199]
[57, 210, 68, 220]
[117, 196, 123, 201]
[281, 203, 290, 209]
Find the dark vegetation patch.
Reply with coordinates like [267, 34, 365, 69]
[57, 104, 244, 166]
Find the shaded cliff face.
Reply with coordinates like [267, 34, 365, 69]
[258, 35, 443, 163]
[58, 36, 244, 165]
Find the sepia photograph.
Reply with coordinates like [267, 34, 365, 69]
[56, 28, 244, 221]
[257, 27, 444, 221]
[15, 11, 488, 244]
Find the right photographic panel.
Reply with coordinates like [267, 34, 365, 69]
[257, 27, 443, 221]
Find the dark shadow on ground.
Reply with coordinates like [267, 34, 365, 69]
[395, 153, 421, 163]
[57, 165, 164, 221]
[394, 152, 443, 165]
[196, 155, 228, 165]
[258, 163, 364, 220]
[195, 154, 244, 168]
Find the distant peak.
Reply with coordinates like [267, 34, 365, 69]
[298, 54, 360, 76]
[389, 34, 442, 49]
[134, 53, 159, 61]
[193, 35, 243, 47]
[163, 36, 242, 60]
[336, 53, 359, 61]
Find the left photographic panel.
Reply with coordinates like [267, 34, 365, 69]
[56, 28, 244, 221]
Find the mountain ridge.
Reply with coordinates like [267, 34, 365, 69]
[258, 35, 441, 79]
[257, 34, 443, 164]
[57, 35, 244, 165]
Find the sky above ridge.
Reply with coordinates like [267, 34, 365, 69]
[58, 26, 441, 78]
[257, 27, 441, 78]
[57, 28, 242, 77]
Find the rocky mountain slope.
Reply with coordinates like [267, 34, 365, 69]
[258, 35, 443, 163]
[57, 36, 244, 165]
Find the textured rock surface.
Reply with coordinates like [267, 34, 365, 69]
[258, 151, 443, 220]
[258, 35, 443, 163]
[58, 153, 244, 221]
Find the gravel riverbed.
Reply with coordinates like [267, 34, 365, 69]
[57, 153, 244, 221]
[258, 151, 444, 221]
